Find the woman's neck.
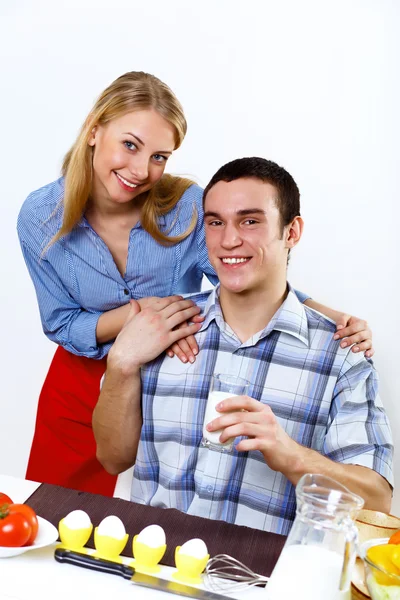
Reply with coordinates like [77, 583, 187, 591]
[85, 188, 148, 226]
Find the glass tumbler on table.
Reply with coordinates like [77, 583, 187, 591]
[200, 373, 250, 453]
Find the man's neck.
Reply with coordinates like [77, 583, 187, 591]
[219, 279, 288, 343]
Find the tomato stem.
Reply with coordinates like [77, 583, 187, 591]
[0, 503, 10, 519]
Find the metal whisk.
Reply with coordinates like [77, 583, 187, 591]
[204, 554, 269, 593]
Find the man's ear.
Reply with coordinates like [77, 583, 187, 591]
[285, 216, 304, 250]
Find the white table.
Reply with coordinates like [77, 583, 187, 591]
[0, 475, 264, 600]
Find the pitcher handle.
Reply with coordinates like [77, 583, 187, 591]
[339, 518, 359, 592]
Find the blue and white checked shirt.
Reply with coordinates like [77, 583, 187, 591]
[131, 286, 393, 535]
[17, 179, 309, 359]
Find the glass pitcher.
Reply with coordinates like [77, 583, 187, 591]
[266, 474, 364, 600]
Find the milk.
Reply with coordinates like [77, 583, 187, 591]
[266, 544, 346, 600]
[202, 391, 235, 447]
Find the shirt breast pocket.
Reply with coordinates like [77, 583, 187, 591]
[257, 385, 326, 448]
[149, 360, 211, 394]
[256, 386, 299, 436]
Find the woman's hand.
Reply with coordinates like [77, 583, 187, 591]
[136, 295, 204, 364]
[333, 315, 374, 358]
[166, 315, 205, 363]
[303, 299, 374, 358]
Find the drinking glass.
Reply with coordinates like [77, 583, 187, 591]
[200, 373, 250, 453]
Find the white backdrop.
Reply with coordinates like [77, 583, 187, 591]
[1, 0, 399, 509]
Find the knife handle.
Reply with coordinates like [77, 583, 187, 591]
[54, 548, 134, 580]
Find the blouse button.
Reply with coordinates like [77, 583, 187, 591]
[124, 289, 130, 296]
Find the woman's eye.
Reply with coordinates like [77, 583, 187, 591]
[124, 141, 137, 151]
[153, 154, 168, 163]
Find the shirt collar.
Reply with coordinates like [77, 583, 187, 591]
[262, 283, 309, 346]
[198, 286, 222, 333]
[78, 213, 166, 229]
[199, 283, 309, 347]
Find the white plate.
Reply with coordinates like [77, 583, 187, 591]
[0, 516, 58, 558]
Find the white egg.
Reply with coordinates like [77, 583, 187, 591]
[97, 515, 126, 540]
[136, 524, 166, 548]
[63, 510, 91, 530]
[179, 538, 208, 559]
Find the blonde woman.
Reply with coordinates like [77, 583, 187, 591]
[17, 71, 373, 496]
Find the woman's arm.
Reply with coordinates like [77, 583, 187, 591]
[19, 240, 109, 357]
[96, 304, 130, 344]
[304, 299, 373, 357]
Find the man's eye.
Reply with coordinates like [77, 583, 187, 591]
[209, 220, 223, 226]
[153, 154, 168, 163]
[124, 141, 137, 151]
[244, 219, 258, 225]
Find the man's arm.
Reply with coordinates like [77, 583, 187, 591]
[93, 297, 202, 475]
[283, 446, 392, 512]
[207, 357, 393, 511]
[207, 396, 392, 511]
[93, 362, 142, 475]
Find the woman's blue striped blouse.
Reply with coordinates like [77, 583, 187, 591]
[17, 178, 308, 359]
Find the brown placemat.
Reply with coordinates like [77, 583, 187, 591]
[26, 483, 286, 577]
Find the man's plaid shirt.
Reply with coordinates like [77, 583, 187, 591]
[131, 286, 393, 535]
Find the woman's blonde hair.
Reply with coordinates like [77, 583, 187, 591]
[51, 72, 196, 247]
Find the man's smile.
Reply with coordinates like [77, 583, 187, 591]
[220, 256, 252, 266]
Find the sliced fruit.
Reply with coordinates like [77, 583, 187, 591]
[389, 531, 400, 545]
[367, 544, 400, 585]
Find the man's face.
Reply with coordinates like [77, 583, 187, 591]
[204, 178, 292, 295]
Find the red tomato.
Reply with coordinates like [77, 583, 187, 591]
[0, 493, 13, 506]
[0, 513, 31, 547]
[7, 504, 38, 546]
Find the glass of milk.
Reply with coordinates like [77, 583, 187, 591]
[200, 373, 250, 452]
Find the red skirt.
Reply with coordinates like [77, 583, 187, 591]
[26, 346, 117, 496]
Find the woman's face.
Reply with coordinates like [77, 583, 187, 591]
[89, 109, 176, 207]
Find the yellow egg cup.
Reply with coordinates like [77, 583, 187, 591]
[58, 519, 93, 552]
[94, 527, 129, 563]
[172, 546, 210, 585]
[130, 536, 167, 573]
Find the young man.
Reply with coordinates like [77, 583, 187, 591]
[93, 157, 393, 535]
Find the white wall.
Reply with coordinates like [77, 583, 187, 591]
[1, 0, 399, 509]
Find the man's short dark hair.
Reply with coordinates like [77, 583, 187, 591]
[203, 157, 300, 233]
